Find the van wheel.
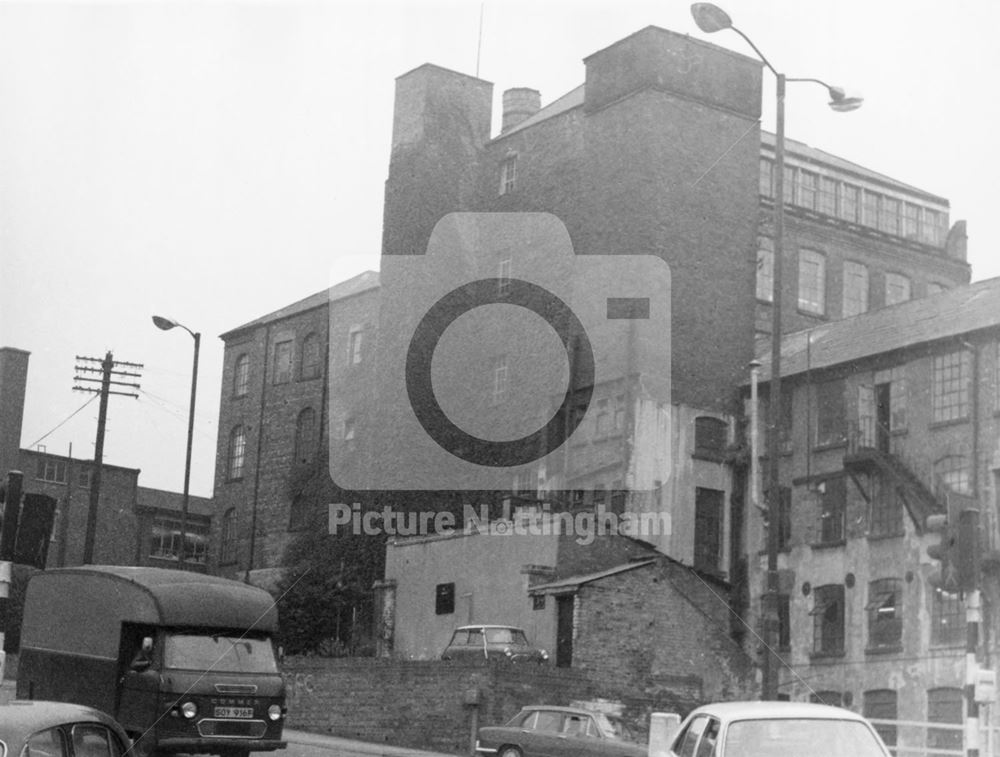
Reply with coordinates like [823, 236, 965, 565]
[498, 746, 522, 757]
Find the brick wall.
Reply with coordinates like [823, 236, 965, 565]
[281, 656, 704, 754]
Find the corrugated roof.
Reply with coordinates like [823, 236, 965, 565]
[221, 270, 379, 339]
[528, 559, 656, 594]
[754, 277, 1000, 383]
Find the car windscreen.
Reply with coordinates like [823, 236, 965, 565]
[164, 633, 278, 673]
[725, 718, 887, 757]
[484, 628, 528, 645]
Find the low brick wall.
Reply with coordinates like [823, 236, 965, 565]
[281, 657, 702, 755]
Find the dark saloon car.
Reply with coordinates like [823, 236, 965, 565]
[476, 705, 647, 757]
[0, 701, 132, 757]
[441, 625, 549, 663]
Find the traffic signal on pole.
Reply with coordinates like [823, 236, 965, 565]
[926, 513, 960, 593]
[953, 508, 981, 593]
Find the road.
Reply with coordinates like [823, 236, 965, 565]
[282, 728, 459, 757]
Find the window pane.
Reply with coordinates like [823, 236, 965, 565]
[757, 238, 774, 302]
[233, 354, 250, 396]
[273, 340, 293, 384]
[933, 351, 970, 423]
[798, 249, 826, 314]
[815, 380, 846, 446]
[842, 261, 869, 317]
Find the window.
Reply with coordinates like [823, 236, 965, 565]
[694, 487, 724, 573]
[933, 350, 971, 423]
[862, 190, 880, 227]
[759, 158, 773, 198]
[300, 333, 321, 379]
[931, 587, 964, 646]
[797, 170, 817, 209]
[756, 238, 774, 302]
[842, 261, 869, 317]
[935, 455, 971, 495]
[27, 727, 67, 757]
[815, 379, 846, 446]
[220, 508, 237, 564]
[819, 477, 846, 544]
[870, 474, 903, 537]
[840, 184, 859, 223]
[675, 715, 709, 757]
[294, 408, 317, 465]
[811, 584, 845, 655]
[532, 594, 546, 610]
[500, 154, 517, 195]
[694, 416, 727, 458]
[273, 340, 293, 384]
[885, 273, 911, 306]
[879, 196, 900, 235]
[233, 353, 250, 396]
[76, 467, 92, 489]
[492, 355, 509, 405]
[228, 426, 246, 480]
[922, 209, 948, 246]
[818, 177, 837, 216]
[927, 688, 963, 756]
[435, 582, 455, 615]
[902, 203, 920, 239]
[782, 165, 794, 204]
[798, 249, 826, 315]
[36, 457, 67, 483]
[348, 327, 363, 365]
[863, 690, 897, 748]
[866, 578, 903, 650]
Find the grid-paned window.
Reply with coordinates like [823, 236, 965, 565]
[864, 690, 897, 747]
[870, 474, 903, 537]
[756, 238, 774, 302]
[233, 353, 250, 397]
[922, 209, 947, 246]
[866, 578, 903, 650]
[840, 184, 859, 223]
[759, 158, 774, 197]
[811, 584, 845, 655]
[842, 260, 869, 317]
[933, 350, 971, 423]
[273, 340, 293, 384]
[885, 273, 911, 306]
[879, 197, 900, 235]
[500, 154, 517, 195]
[934, 455, 971, 495]
[228, 426, 246, 480]
[818, 177, 837, 216]
[927, 688, 963, 756]
[36, 458, 67, 483]
[902, 203, 920, 238]
[798, 249, 826, 315]
[782, 165, 794, 203]
[862, 190, 880, 227]
[797, 170, 817, 209]
[150, 516, 208, 564]
[931, 588, 964, 645]
[300, 333, 321, 379]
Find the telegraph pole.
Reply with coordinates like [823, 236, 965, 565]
[74, 352, 142, 564]
[0, 470, 24, 681]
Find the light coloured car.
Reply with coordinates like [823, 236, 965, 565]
[441, 625, 549, 663]
[666, 701, 892, 757]
[476, 705, 646, 757]
[0, 700, 132, 757]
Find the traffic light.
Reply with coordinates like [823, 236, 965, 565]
[14, 493, 56, 570]
[954, 508, 981, 593]
[926, 513, 960, 593]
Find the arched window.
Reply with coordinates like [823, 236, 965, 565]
[866, 578, 902, 649]
[228, 426, 246, 480]
[294, 408, 316, 465]
[300, 333, 321, 380]
[233, 354, 250, 397]
[220, 508, 237, 564]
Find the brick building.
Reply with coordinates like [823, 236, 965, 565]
[744, 277, 1000, 735]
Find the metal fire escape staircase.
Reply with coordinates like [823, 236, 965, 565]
[842, 420, 944, 534]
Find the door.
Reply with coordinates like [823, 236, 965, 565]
[555, 595, 574, 668]
[875, 383, 891, 452]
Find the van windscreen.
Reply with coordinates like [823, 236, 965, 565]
[164, 634, 278, 673]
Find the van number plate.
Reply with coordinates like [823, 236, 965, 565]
[214, 706, 254, 719]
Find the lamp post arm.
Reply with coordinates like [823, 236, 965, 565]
[728, 25, 779, 78]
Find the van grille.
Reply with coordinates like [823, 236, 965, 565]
[214, 684, 258, 694]
[198, 719, 268, 739]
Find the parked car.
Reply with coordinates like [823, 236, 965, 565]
[475, 705, 646, 757]
[0, 700, 132, 757]
[441, 625, 549, 663]
[666, 701, 892, 757]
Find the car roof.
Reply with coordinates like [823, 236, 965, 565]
[0, 701, 131, 742]
[455, 625, 525, 631]
[686, 701, 870, 723]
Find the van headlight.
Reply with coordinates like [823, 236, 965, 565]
[181, 701, 198, 719]
[268, 704, 283, 721]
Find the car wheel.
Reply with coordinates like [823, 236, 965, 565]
[498, 746, 522, 757]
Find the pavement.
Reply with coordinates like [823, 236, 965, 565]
[1, 679, 457, 757]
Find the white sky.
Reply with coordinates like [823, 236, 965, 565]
[1, 1, 997, 498]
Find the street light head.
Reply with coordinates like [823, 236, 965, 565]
[152, 315, 178, 331]
[827, 86, 864, 113]
[690, 3, 733, 33]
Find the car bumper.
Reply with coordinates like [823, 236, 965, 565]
[156, 737, 287, 753]
[475, 741, 499, 754]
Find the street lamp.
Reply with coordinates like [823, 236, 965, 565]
[690, 2, 861, 701]
[152, 315, 201, 569]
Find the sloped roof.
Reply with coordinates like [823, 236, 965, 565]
[528, 559, 657, 594]
[136, 485, 214, 518]
[221, 270, 379, 339]
[754, 277, 1000, 383]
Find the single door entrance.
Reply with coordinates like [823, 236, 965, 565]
[556, 594, 574, 668]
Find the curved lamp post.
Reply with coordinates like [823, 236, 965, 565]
[152, 315, 201, 569]
[691, 2, 861, 701]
